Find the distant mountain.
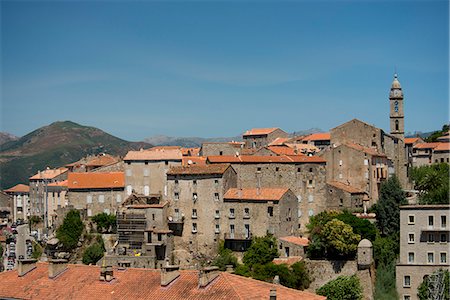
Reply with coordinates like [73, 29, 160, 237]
[0, 121, 152, 189]
[0, 132, 19, 145]
[144, 128, 323, 148]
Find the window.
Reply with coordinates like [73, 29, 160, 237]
[297, 167, 301, 172]
[144, 185, 150, 196]
[298, 209, 302, 217]
[441, 252, 447, 263]
[174, 208, 179, 219]
[215, 210, 220, 219]
[442, 215, 447, 228]
[339, 198, 344, 207]
[429, 216, 434, 227]
[408, 215, 415, 224]
[308, 180, 313, 187]
[229, 208, 235, 218]
[309, 209, 314, 216]
[214, 193, 219, 201]
[193, 193, 198, 201]
[395, 120, 399, 131]
[244, 208, 250, 218]
[230, 224, 235, 238]
[86, 195, 92, 204]
[192, 209, 197, 219]
[428, 233, 435, 243]
[268, 206, 274, 217]
[219, 151, 223, 156]
[98, 195, 105, 203]
[165, 161, 169, 165]
[158, 233, 162, 241]
[427, 252, 434, 263]
[339, 160, 343, 166]
[404, 295, 411, 300]
[276, 167, 279, 172]
[215, 224, 220, 233]
[116, 194, 122, 203]
[152, 214, 155, 221]
[404, 275, 411, 287]
[364, 159, 369, 166]
[174, 192, 179, 200]
[257, 167, 262, 172]
[441, 234, 447, 243]
[193, 180, 197, 186]
[214, 179, 219, 186]
[87, 209, 92, 217]
[144, 161, 148, 165]
[175, 180, 179, 186]
[192, 223, 197, 233]
[244, 224, 250, 239]
[408, 252, 414, 263]
[408, 233, 415, 243]
[126, 185, 132, 195]
[309, 168, 313, 172]
[143, 169, 149, 177]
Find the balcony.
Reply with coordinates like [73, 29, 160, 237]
[224, 232, 252, 240]
[224, 233, 252, 252]
[167, 216, 184, 236]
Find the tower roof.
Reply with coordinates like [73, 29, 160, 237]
[391, 73, 402, 89]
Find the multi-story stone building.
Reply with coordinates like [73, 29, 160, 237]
[65, 154, 120, 172]
[206, 155, 327, 232]
[396, 205, 450, 300]
[300, 133, 331, 150]
[242, 128, 288, 149]
[46, 180, 68, 228]
[326, 181, 367, 211]
[29, 167, 68, 226]
[123, 147, 182, 198]
[166, 164, 238, 266]
[4, 184, 30, 222]
[0, 191, 12, 225]
[411, 142, 450, 166]
[200, 142, 243, 157]
[67, 172, 125, 217]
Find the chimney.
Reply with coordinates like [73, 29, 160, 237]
[198, 266, 220, 288]
[17, 259, 37, 277]
[273, 275, 280, 285]
[161, 265, 180, 286]
[48, 259, 68, 278]
[269, 288, 277, 300]
[99, 265, 114, 282]
[225, 265, 234, 273]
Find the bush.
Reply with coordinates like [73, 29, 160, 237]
[31, 241, 43, 259]
[91, 213, 117, 233]
[336, 211, 377, 241]
[212, 241, 238, 271]
[242, 234, 279, 269]
[374, 261, 398, 300]
[56, 210, 84, 251]
[82, 241, 105, 265]
[317, 274, 362, 300]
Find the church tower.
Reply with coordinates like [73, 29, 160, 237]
[389, 73, 404, 140]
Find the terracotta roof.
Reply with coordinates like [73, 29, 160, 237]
[207, 155, 326, 164]
[48, 180, 68, 187]
[267, 146, 301, 156]
[167, 164, 231, 176]
[86, 155, 119, 167]
[0, 263, 325, 300]
[4, 184, 30, 193]
[124, 147, 183, 161]
[243, 128, 279, 136]
[413, 142, 440, 149]
[30, 168, 68, 180]
[302, 132, 330, 141]
[181, 147, 201, 156]
[404, 137, 421, 144]
[344, 142, 386, 157]
[224, 188, 289, 202]
[327, 181, 365, 194]
[182, 156, 207, 166]
[68, 172, 124, 189]
[268, 137, 290, 146]
[273, 256, 303, 266]
[434, 143, 450, 152]
[279, 236, 310, 246]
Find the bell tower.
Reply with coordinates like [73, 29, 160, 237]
[389, 73, 404, 140]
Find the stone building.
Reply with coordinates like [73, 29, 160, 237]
[326, 181, 367, 211]
[396, 205, 450, 300]
[404, 137, 424, 172]
[277, 235, 309, 258]
[206, 155, 327, 232]
[200, 142, 243, 157]
[67, 172, 125, 217]
[46, 180, 68, 228]
[320, 142, 388, 208]
[123, 147, 182, 199]
[65, 154, 120, 172]
[411, 142, 450, 166]
[0, 191, 12, 225]
[166, 164, 238, 266]
[300, 133, 331, 150]
[29, 167, 68, 226]
[4, 184, 30, 222]
[242, 128, 288, 149]
[222, 188, 298, 251]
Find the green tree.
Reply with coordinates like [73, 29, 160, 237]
[322, 219, 361, 259]
[373, 261, 398, 300]
[291, 261, 311, 290]
[317, 275, 363, 300]
[56, 210, 84, 251]
[307, 210, 342, 259]
[91, 213, 117, 233]
[82, 242, 105, 265]
[373, 234, 399, 267]
[375, 176, 407, 236]
[411, 164, 449, 204]
[417, 269, 450, 300]
[212, 241, 238, 271]
[336, 210, 377, 241]
[242, 234, 279, 269]
[424, 124, 450, 142]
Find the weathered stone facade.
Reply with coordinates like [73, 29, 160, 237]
[326, 181, 366, 211]
[242, 128, 288, 149]
[200, 142, 243, 157]
[396, 205, 450, 300]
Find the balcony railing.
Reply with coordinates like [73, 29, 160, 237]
[224, 232, 252, 240]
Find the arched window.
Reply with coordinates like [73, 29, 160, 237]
[395, 120, 399, 131]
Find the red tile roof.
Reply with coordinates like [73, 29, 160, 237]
[279, 236, 310, 246]
[243, 128, 279, 136]
[167, 164, 231, 176]
[224, 188, 290, 202]
[344, 142, 386, 157]
[124, 147, 182, 161]
[182, 156, 207, 166]
[404, 137, 421, 144]
[267, 146, 301, 156]
[48, 180, 68, 187]
[30, 168, 68, 180]
[0, 263, 325, 300]
[434, 143, 450, 152]
[4, 184, 30, 193]
[68, 172, 124, 189]
[327, 181, 365, 194]
[207, 155, 326, 164]
[273, 256, 303, 266]
[413, 142, 440, 149]
[181, 147, 201, 156]
[302, 132, 331, 141]
[268, 137, 290, 146]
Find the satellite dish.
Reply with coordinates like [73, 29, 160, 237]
[188, 160, 193, 165]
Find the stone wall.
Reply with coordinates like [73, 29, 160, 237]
[306, 259, 358, 291]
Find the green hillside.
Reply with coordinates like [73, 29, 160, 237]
[0, 121, 151, 189]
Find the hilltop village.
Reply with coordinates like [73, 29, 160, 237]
[0, 75, 449, 300]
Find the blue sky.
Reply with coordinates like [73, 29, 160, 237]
[1, 0, 448, 141]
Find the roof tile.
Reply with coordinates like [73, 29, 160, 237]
[68, 172, 124, 189]
[224, 188, 289, 201]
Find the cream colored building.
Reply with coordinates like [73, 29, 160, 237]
[4, 184, 30, 222]
[396, 205, 450, 300]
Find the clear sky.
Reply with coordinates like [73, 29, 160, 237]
[1, 0, 448, 141]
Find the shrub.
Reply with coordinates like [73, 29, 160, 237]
[91, 213, 117, 233]
[212, 241, 238, 271]
[82, 242, 105, 265]
[56, 210, 84, 251]
[317, 274, 362, 300]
